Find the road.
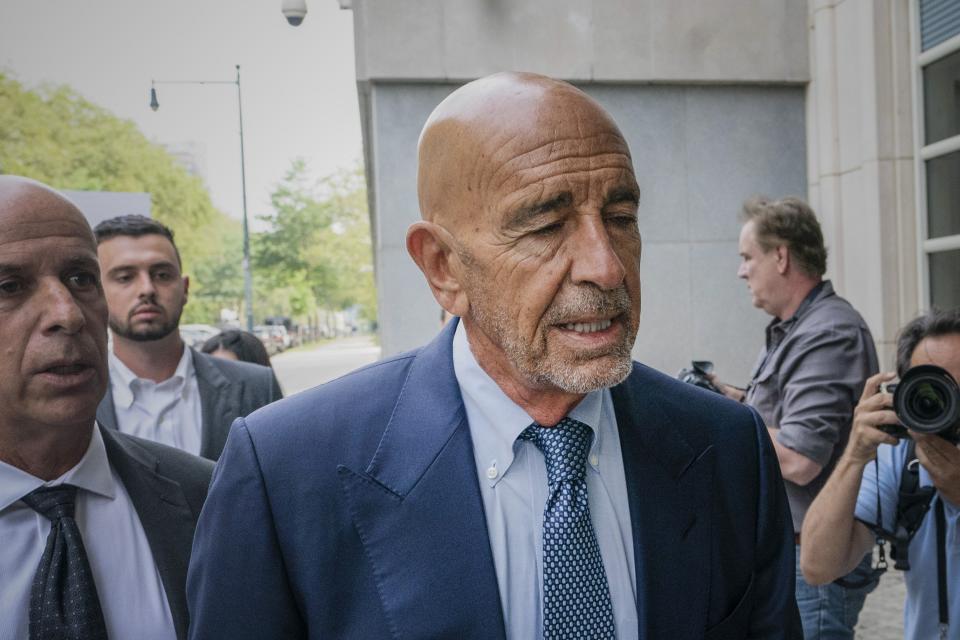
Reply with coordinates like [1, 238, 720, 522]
[271, 335, 381, 396]
[271, 334, 908, 636]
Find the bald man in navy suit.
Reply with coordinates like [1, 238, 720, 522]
[188, 73, 801, 640]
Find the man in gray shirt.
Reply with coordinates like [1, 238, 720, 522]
[715, 196, 879, 640]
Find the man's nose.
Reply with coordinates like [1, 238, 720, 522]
[40, 279, 86, 335]
[569, 218, 627, 290]
[135, 271, 157, 297]
[737, 263, 748, 279]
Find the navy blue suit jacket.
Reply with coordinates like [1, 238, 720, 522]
[188, 321, 801, 639]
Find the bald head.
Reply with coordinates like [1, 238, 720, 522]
[417, 72, 630, 226]
[0, 176, 94, 248]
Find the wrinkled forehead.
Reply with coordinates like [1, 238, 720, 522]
[417, 75, 632, 222]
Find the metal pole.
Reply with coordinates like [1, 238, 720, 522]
[236, 64, 254, 332]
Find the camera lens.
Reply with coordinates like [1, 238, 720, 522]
[908, 382, 946, 421]
[893, 364, 960, 436]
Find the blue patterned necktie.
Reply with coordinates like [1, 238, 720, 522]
[520, 417, 616, 640]
[21, 484, 109, 640]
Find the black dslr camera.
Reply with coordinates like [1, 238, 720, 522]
[677, 360, 723, 395]
[879, 364, 960, 444]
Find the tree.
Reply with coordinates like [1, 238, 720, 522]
[0, 73, 244, 323]
[254, 159, 376, 323]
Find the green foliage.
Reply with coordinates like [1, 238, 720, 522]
[254, 159, 377, 322]
[0, 72, 243, 323]
[187, 218, 245, 323]
[0, 74, 376, 327]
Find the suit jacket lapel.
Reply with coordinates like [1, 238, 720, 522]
[338, 321, 506, 639]
[191, 349, 242, 459]
[100, 426, 197, 640]
[613, 368, 714, 639]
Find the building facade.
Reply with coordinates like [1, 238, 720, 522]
[346, 0, 959, 379]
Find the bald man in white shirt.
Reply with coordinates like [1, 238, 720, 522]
[0, 176, 213, 640]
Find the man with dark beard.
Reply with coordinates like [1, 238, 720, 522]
[188, 72, 801, 639]
[94, 216, 282, 460]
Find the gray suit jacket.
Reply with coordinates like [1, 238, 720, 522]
[98, 348, 283, 460]
[100, 424, 214, 640]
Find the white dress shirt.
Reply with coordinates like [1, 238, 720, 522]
[109, 345, 204, 456]
[453, 322, 639, 640]
[0, 426, 176, 640]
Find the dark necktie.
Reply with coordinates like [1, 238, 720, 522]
[21, 484, 109, 640]
[520, 417, 616, 640]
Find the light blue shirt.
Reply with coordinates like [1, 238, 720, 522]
[855, 440, 960, 640]
[452, 322, 638, 639]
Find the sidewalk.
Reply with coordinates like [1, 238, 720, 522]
[854, 559, 906, 638]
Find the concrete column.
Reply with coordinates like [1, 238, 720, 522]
[806, 0, 918, 367]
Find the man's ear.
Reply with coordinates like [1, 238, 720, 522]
[182, 275, 190, 304]
[775, 245, 790, 275]
[406, 221, 469, 317]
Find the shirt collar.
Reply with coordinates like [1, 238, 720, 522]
[109, 350, 138, 408]
[765, 280, 832, 347]
[452, 321, 603, 486]
[170, 344, 194, 385]
[109, 344, 194, 408]
[0, 424, 116, 512]
[793, 280, 829, 320]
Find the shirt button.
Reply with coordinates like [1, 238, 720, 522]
[486, 465, 498, 480]
[590, 454, 599, 467]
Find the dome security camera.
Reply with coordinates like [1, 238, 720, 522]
[281, 0, 307, 26]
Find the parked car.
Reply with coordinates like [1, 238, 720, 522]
[253, 325, 281, 355]
[264, 316, 300, 347]
[267, 325, 292, 351]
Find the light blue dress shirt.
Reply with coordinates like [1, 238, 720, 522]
[855, 441, 960, 640]
[452, 322, 639, 639]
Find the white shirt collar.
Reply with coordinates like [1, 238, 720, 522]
[109, 344, 194, 409]
[452, 320, 604, 486]
[0, 424, 116, 512]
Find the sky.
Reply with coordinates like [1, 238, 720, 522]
[0, 0, 363, 225]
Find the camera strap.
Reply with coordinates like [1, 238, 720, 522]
[854, 443, 950, 638]
[935, 497, 949, 639]
[889, 441, 936, 570]
[840, 441, 936, 589]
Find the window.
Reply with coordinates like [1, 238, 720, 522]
[915, 0, 960, 309]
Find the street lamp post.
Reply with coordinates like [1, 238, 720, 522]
[149, 65, 255, 332]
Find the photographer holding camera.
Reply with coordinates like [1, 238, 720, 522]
[712, 196, 880, 639]
[801, 309, 960, 640]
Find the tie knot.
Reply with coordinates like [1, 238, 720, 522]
[519, 417, 594, 485]
[21, 484, 78, 522]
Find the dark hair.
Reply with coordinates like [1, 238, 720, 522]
[201, 330, 272, 368]
[895, 308, 960, 377]
[94, 215, 181, 267]
[740, 196, 828, 278]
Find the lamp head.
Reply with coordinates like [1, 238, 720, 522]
[149, 86, 159, 111]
